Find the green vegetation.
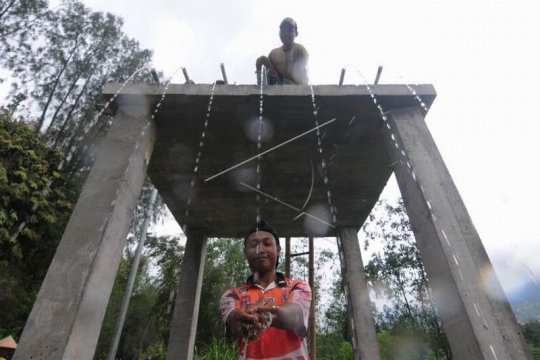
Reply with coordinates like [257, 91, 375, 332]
[523, 321, 540, 359]
[1, 1, 538, 359]
[1, 0, 154, 185]
[194, 338, 237, 360]
[0, 111, 76, 338]
[1, 0, 156, 348]
[362, 199, 451, 359]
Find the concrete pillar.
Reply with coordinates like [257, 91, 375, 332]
[308, 237, 316, 360]
[383, 106, 531, 359]
[166, 231, 208, 360]
[14, 101, 155, 360]
[337, 227, 381, 360]
[285, 237, 291, 278]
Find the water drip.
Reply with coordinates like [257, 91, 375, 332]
[256, 66, 266, 223]
[404, 84, 429, 112]
[183, 82, 217, 229]
[309, 85, 338, 227]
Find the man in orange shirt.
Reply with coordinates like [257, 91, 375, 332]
[220, 220, 312, 359]
[256, 18, 309, 85]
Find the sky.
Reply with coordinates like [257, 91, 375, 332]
[36, 0, 540, 296]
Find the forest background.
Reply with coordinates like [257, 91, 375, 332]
[1, 1, 539, 359]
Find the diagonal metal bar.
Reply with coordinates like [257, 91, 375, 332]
[239, 182, 335, 229]
[204, 117, 337, 182]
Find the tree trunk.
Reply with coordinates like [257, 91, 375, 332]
[50, 63, 97, 148]
[46, 71, 84, 134]
[46, 38, 105, 133]
[36, 37, 81, 132]
[396, 272, 415, 321]
[0, 0, 17, 20]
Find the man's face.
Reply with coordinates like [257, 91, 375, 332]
[244, 230, 280, 273]
[279, 24, 296, 47]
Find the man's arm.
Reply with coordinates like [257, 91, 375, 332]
[255, 279, 312, 336]
[292, 44, 309, 85]
[269, 303, 307, 336]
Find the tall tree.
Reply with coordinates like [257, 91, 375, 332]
[0, 109, 76, 338]
[362, 198, 451, 359]
[196, 238, 251, 346]
[1, 0, 154, 183]
[93, 234, 184, 360]
[0, 0, 48, 43]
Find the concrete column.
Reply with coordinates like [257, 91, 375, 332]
[14, 100, 155, 360]
[337, 227, 381, 360]
[308, 237, 316, 360]
[383, 106, 531, 359]
[285, 237, 291, 278]
[166, 231, 208, 360]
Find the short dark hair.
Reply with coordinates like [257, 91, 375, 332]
[244, 220, 280, 268]
[280, 17, 298, 35]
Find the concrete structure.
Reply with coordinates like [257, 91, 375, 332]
[384, 107, 531, 359]
[13, 99, 155, 360]
[14, 84, 530, 359]
[166, 230, 207, 360]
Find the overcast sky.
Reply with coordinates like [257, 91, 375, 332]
[42, 0, 540, 296]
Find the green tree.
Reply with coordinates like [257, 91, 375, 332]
[1, 0, 155, 185]
[523, 321, 540, 348]
[196, 238, 251, 348]
[0, 110, 76, 338]
[317, 267, 352, 360]
[94, 234, 184, 360]
[362, 198, 451, 359]
[0, 0, 48, 45]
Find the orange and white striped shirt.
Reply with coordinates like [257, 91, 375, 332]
[220, 273, 312, 360]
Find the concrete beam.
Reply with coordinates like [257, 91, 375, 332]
[166, 231, 208, 360]
[337, 227, 381, 360]
[14, 101, 155, 360]
[383, 107, 531, 359]
[102, 83, 436, 100]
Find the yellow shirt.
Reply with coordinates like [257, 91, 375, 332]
[269, 43, 309, 85]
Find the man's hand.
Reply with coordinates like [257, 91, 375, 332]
[256, 56, 272, 71]
[254, 303, 306, 336]
[227, 304, 265, 341]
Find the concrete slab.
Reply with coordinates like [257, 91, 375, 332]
[103, 84, 436, 237]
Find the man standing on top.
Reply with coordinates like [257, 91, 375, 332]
[256, 18, 309, 85]
[220, 220, 312, 359]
